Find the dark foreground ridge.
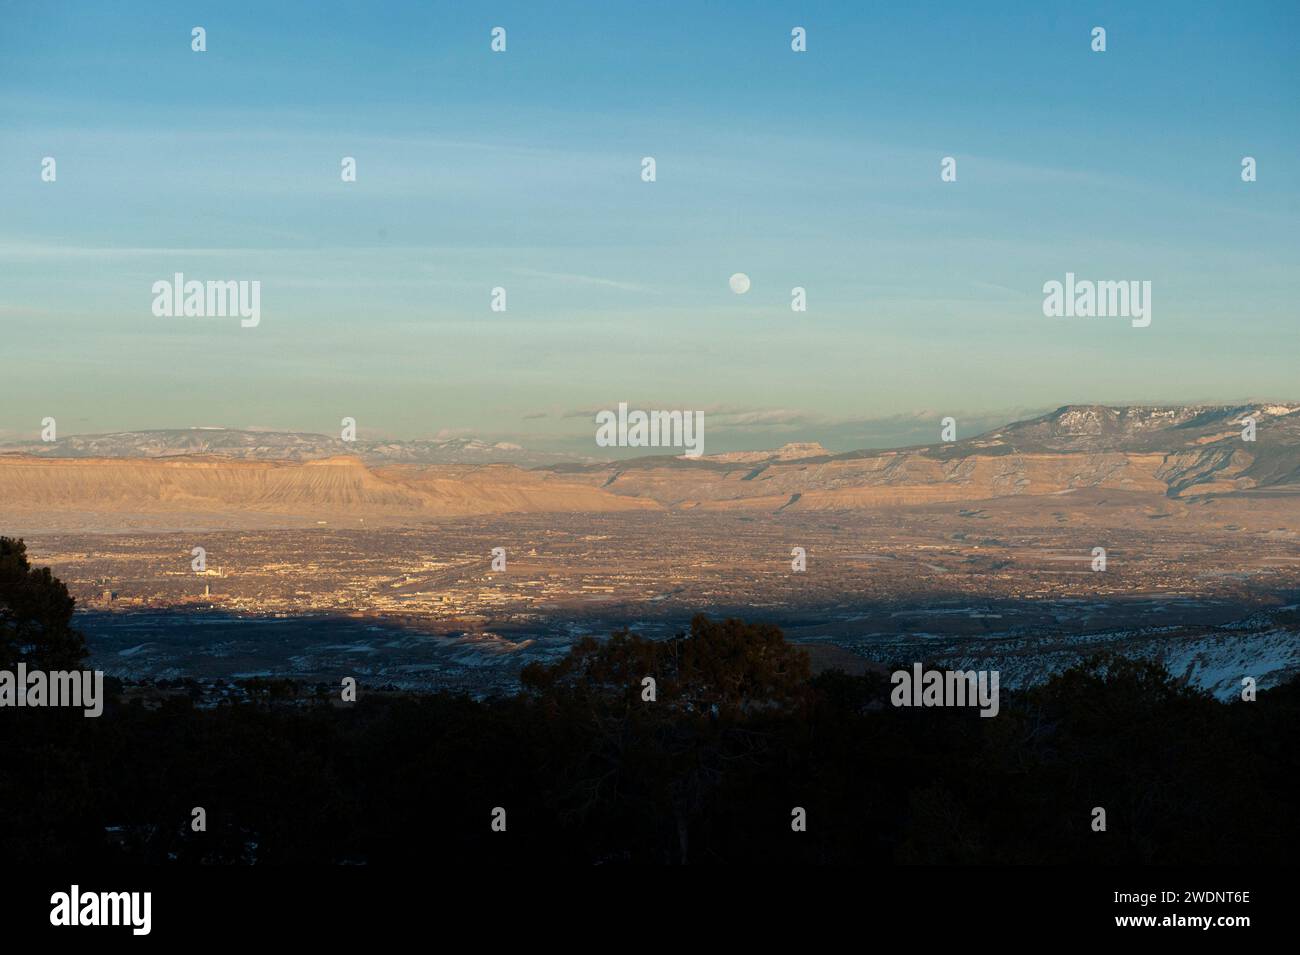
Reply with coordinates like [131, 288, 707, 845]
[3, 537, 1296, 864]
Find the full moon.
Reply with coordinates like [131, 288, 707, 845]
[729, 272, 751, 294]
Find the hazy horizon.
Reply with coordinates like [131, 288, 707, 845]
[4, 398, 1298, 462]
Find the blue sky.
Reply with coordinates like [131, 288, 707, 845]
[1, 0, 1296, 452]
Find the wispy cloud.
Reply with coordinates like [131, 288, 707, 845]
[509, 268, 651, 293]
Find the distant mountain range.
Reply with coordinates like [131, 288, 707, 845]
[538, 403, 1300, 509]
[969, 403, 1300, 454]
[0, 428, 591, 467]
[1, 404, 1296, 527]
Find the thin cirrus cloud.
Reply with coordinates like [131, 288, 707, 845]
[508, 268, 651, 293]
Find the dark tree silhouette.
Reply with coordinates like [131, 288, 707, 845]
[1, 553, 1296, 866]
[0, 536, 87, 670]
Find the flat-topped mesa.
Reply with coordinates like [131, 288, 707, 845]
[0, 454, 655, 525]
[701, 442, 833, 464]
[1, 405, 1295, 529]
